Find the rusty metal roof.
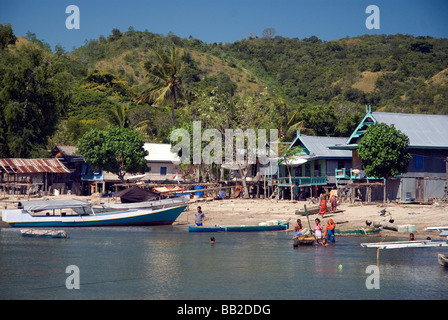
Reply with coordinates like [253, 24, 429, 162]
[0, 158, 70, 174]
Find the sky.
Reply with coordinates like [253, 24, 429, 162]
[1, 0, 447, 51]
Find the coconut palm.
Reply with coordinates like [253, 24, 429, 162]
[108, 99, 150, 141]
[138, 46, 185, 128]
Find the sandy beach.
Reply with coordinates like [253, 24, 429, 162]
[178, 198, 448, 239]
[1, 195, 447, 239]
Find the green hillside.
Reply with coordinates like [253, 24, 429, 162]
[73, 30, 448, 115]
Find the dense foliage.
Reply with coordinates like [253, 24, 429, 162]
[76, 126, 148, 181]
[358, 122, 412, 179]
[0, 25, 73, 157]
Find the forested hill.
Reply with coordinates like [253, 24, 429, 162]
[1, 24, 448, 158]
[73, 30, 448, 116]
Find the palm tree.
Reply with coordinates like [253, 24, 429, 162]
[138, 46, 185, 128]
[107, 99, 150, 141]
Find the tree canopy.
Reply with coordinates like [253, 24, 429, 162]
[357, 122, 412, 179]
[0, 41, 73, 157]
[76, 126, 148, 181]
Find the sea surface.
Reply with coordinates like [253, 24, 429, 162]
[1, 226, 448, 300]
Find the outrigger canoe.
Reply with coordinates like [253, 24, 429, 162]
[335, 228, 381, 236]
[361, 240, 448, 249]
[188, 221, 289, 232]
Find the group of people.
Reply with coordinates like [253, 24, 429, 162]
[319, 187, 338, 216]
[195, 205, 337, 246]
[294, 217, 336, 246]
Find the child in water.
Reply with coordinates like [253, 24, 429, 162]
[314, 218, 323, 245]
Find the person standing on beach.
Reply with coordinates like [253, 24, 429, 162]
[329, 187, 338, 214]
[195, 206, 205, 226]
[319, 189, 329, 216]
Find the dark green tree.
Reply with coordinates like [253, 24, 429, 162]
[358, 122, 412, 201]
[0, 43, 73, 157]
[76, 126, 148, 181]
[0, 23, 16, 49]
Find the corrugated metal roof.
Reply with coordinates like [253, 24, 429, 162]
[0, 158, 70, 174]
[298, 136, 352, 158]
[372, 112, 448, 148]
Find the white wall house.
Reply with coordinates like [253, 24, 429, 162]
[144, 143, 181, 183]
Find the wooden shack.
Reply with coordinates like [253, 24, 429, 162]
[0, 158, 71, 196]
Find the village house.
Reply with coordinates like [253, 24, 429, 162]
[330, 106, 448, 203]
[0, 158, 71, 196]
[53, 143, 181, 195]
[143, 143, 181, 183]
[277, 131, 353, 200]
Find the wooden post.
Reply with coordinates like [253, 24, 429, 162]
[367, 186, 372, 203]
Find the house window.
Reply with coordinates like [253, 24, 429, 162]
[305, 163, 311, 177]
[160, 167, 167, 175]
[415, 155, 423, 170]
[314, 161, 321, 177]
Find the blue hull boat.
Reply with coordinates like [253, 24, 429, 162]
[2, 199, 187, 228]
[188, 222, 289, 232]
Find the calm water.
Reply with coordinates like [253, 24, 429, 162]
[1, 226, 448, 300]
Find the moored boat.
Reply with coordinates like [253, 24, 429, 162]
[293, 236, 315, 247]
[188, 221, 289, 232]
[335, 227, 381, 236]
[2, 199, 187, 227]
[21, 229, 67, 238]
[438, 253, 448, 267]
[361, 240, 448, 249]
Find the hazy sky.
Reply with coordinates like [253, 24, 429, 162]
[1, 0, 447, 51]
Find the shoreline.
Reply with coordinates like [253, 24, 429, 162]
[1, 195, 447, 240]
[177, 198, 448, 240]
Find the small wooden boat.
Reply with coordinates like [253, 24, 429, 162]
[188, 221, 289, 232]
[293, 236, 315, 247]
[21, 229, 67, 238]
[295, 205, 320, 216]
[438, 254, 448, 267]
[335, 228, 381, 236]
[361, 240, 448, 249]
